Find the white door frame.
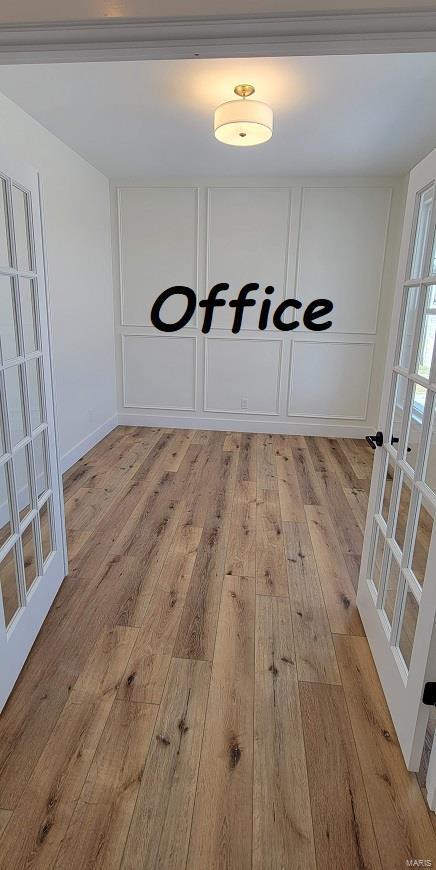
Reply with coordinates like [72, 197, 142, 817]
[0, 10, 436, 64]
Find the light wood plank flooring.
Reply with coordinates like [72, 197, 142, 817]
[0, 426, 436, 869]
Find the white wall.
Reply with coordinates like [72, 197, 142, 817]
[113, 177, 406, 437]
[0, 93, 117, 469]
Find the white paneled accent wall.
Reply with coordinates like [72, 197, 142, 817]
[119, 187, 199, 327]
[123, 334, 196, 411]
[296, 187, 391, 334]
[114, 178, 405, 436]
[205, 338, 282, 415]
[207, 188, 291, 331]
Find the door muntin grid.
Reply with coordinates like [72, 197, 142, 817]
[367, 183, 436, 680]
[0, 172, 55, 633]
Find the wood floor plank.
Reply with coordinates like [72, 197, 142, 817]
[113, 479, 185, 627]
[0, 809, 11, 838]
[343, 486, 369, 534]
[61, 427, 125, 498]
[344, 551, 362, 592]
[339, 437, 373, 479]
[163, 428, 194, 472]
[226, 480, 256, 578]
[0, 580, 124, 809]
[305, 505, 364, 636]
[316, 438, 366, 491]
[253, 595, 316, 870]
[0, 627, 138, 870]
[257, 433, 278, 490]
[70, 433, 181, 580]
[182, 432, 228, 529]
[237, 432, 257, 484]
[223, 431, 241, 451]
[65, 484, 117, 533]
[292, 445, 321, 505]
[317, 469, 363, 559]
[305, 435, 329, 474]
[273, 435, 306, 522]
[174, 450, 237, 660]
[334, 635, 436, 868]
[284, 522, 341, 685]
[187, 575, 255, 870]
[256, 489, 288, 597]
[121, 658, 211, 870]
[191, 429, 210, 444]
[54, 700, 157, 870]
[117, 523, 202, 703]
[300, 681, 381, 870]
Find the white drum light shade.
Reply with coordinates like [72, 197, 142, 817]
[214, 93, 273, 147]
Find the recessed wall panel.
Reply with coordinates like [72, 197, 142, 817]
[289, 341, 373, 419]
[297, 187, 391, 334]
[123, 334, 196, 410]
[119, 187, 198, 326]
[205, 337, 281, 414]
[206, 188, 291, 330]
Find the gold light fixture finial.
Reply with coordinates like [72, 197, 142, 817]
[234, 84, 255, 98]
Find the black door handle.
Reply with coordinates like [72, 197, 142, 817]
[366, 431, 384, 449]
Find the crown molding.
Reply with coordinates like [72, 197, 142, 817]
[0, 9, 436, 63]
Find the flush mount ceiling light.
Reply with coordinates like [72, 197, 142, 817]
[214, 84, 273, 147]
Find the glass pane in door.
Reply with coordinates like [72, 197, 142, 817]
[0, 178, 11, 268]
[381, 454, 396, 523]
[39, 499, 53, 563]
[383, 554, 401, 627]
[19, 279, 39, 354]
[22, 521, 37, 592]
[13, 445, 32, 522]
[410, 186, 434, 279]
[4, 366, 26, 446]
[410, 497, 432, 587]
[391, 374, 409, 450]
[0, 462, 12, 549]
[393, 475, 412, 552]
[416, 286, 436, 380]
[27, 358, 44, 431]
[0, 276, 19, 363]
[423, 401, 436, 491]
[369, 524, 385, 592]
[398, 286, 420, 370]
[431, 228, 436, 275]
[0, 545, 20, 627]
[11, 186, 31, 272]
[398, 586, 419, 671]
[406, 383, 427, 472]
[33, 430, 49, 499]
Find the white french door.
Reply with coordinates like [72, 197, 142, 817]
[358, 147, 436, 801]
[0, 149, 67, 711]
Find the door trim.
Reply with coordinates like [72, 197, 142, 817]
[1, 10, 436, 64]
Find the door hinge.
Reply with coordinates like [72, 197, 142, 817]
[423, 683, 436, 705]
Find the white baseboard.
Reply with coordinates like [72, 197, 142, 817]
[117, 411, 370, 439]
[61, 414, 119, 474]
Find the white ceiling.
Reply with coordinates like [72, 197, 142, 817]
[0, 54, 436, 178]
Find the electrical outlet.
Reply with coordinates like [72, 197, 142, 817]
[241, 398, 248, 410]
